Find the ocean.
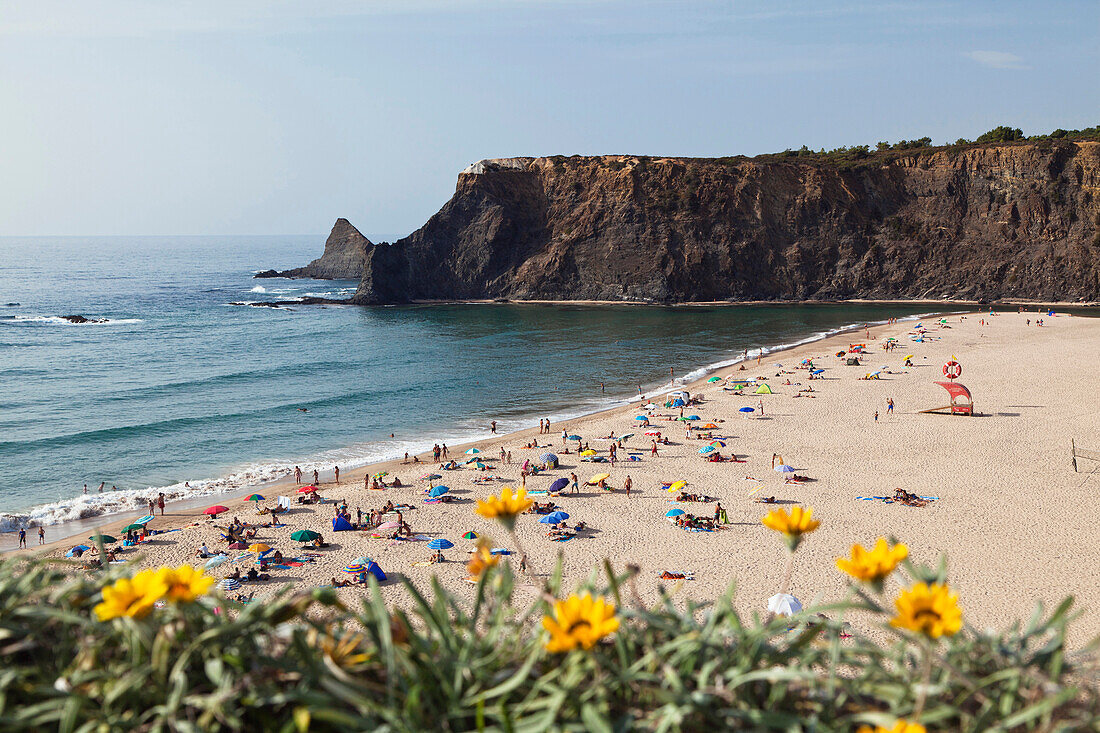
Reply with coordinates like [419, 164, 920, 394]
[1, 235, 964, 538]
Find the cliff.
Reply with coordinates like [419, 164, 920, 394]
[337, 142, 1100, 304]
[256, 218, 371, 279]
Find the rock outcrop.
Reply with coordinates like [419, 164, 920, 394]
[349, 141, 1100, 304]
[256, 218, 371, 279]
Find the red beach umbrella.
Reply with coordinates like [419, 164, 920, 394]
[298, 485, 319, 494]
[204, 505, 228, 516]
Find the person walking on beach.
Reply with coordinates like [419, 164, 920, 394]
[294, 466, 302, 484]
[313, 469, 319, 485]
[38, 526, 45, 544]
[17, 529, 26, 548]
[624, 475, 632, 497]
[758, 400, 764, 417]
[490, 420, 497, 434]
[157, 493, 165, 516]
[334, 466, 340, 484]
[651, 441, 659, 456]
[874, 411, 879, 422]
[887, 398, 894, 414]
[570, 472, 579, 494]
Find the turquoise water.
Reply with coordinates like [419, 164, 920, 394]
[0, 235, 951, 531]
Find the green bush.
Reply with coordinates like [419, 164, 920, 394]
[0, 553, 1096, 732]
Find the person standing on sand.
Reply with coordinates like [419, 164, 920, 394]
[157, 493, 165, 516]
[539, 419, 544, 434]
[490, 420, 497, 434]
[39, 526, 45, 544]
[18, 529, 26, 548]
[887, 398, 894, 414]
[545, 417, 550, 434]
[294, 466, 302, 484]
[624, 475, 632, 497]
[506, 450, 512, 464]
[562, 429, 568, 445]
[313, 469, 319, 485]
[651, 441, 659, 456]
[442, 443, 448, 458]
[874, 411, 879, 422]
[334, 466, 340, 484]
[570, 472, 579, 494]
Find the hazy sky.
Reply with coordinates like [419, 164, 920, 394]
[2, 1, 1096, 240]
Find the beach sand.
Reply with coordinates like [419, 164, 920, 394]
[31, 311, 1100, 642]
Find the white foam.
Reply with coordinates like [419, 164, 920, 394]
[249, 285, 267, 293]
[3, 315, 143, 326]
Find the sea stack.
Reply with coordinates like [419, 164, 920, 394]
[255, 218, 372, 279]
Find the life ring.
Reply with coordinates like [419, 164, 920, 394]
[942, 361, 962, 379]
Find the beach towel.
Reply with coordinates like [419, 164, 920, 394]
[550, 536, 575, 542]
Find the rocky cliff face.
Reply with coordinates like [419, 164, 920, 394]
[256, 218, 371, 279]
[348, 141, 1100, 304]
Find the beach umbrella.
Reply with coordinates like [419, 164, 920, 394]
[428, 485, 450, 497]
[701, 423, 719, 429]
[204, 554, 230, 569]
[545, 511, 570, 523]
[377, 521, 401, 530]
[490, 548, 512, 555]
[549, 477, 569, 493]
[642, 402, 657, 409]
[426, 539, 454, 550]
[775, 465, 796, 473]
[465, 456, 481, 464]
[539, 514, 561, 524]
[620, 433, 634, 440]
[644, 431, 661, 436]
[473, 462, 487, 470]
[699, 445, 716, 454]
[421, 473, 442, 481]
[221, 578, 242, 593]
[342, 563, 367, 575]
[710, 440, 726, 447]
[247, 543, 271, 553]
[290, 529, 320, 542]
[667, 480, 687, 492]
[465, 448, 481, 455]
[767, 593, 803, 617]
[372, 471, 388, 479]
[136, 515, 154, 525]
[245, 494, 265, 502]
[580, 449, 597, 457]
[66, 545, 90, 558]
[675, 416, 690, 422]
[297, 486, 318, 493]
[666, 509, 685, 517]
[587, 473, 611, 484]
[121, 523, 144, 533]
[234, 552, 253, 562]
[204, 506, 228, 516]
[228, 542, 247, 550]
[707, 376, 722, 383]
[351, 556, 374, 566]
[634, 415, 648, 421]
[671, 399, 685, 407]
[462, 531, 478, 540]
[686, 415, 700, 421]
[738, 407, 755, 413]
[811, 368, 824, 375]
[539, 452, 558, 463]
[90, 534, 117, 544]
[568, 434, 582, 441]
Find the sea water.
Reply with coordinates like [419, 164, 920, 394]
[0, 235, 962, 536]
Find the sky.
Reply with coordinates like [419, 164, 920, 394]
[1, 0, 1096, 240]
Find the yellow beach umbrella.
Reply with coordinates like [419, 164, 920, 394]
[666, 480, 687, 492]
[580, 449, 597, 457]
[587, 473, 611, 484]
[247, 543, 271, 553]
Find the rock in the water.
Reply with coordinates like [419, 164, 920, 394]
[253, 219, 372, 279]
[344, 141, 1100, 304]
[61, 315, 107, 324]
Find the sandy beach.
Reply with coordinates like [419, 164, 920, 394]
[30, 310, 1100, 642]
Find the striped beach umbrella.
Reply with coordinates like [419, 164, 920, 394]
[136, 515, 154, 525]
[245, 494, 265, 502]
[342, 563, 367, 575]
[465, 448, 481, 455]
[426, 539, 454, 550]
[221, 578, 242, 592]
[462, 531, 478, 540]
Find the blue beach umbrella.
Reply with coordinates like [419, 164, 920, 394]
[428, 485, 450, 497]
[221, 578, 242, 592]
[490, 548, 512, 555]
[775, 465, 796, 473]
[465, 448, 481, 455]
[204, 554, 230, 569]
[671, 399, 685, 407]
[427, 539, 454, 550]
[686, 415, 700, 420]
[66, 545, 90, 558]
[549, 477, 569, 493]
[136, 515, 155, 525]
[811, 369, 824, 375]
[352, 556, 374, 565]
[666, 509, 685, 517]
[539, 453, 558, 463]
[634, 415, 648, 421]
[544, 511, 569, 523]
[739, 407, 755, 413]
[699, 445, 716, 454]
[539, 514, 560, 524]
[568, 435, 582, 441]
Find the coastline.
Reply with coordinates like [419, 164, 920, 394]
[20, 310, 948, 555]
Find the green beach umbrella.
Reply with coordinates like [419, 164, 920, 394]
[291, 529, 321, 542]
[245, 494, 265, 502]
[462, 531, 478, 540]
[121, 524, 144, 533]
[707, 376, 722, 383]
[90, 534, 117, 544]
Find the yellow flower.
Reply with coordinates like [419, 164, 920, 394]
[475, 486, 534, 527]
[309, 625, 371, 670]
[836, 539, 908, 584]
[542, 593, 620, 653]
[761, 505, 820, 550]
[159, 565, 215, 602]
[856, 720, 926, 733]
[890, 582, 962, 639]
[93, 569, 169, 621]
[466, 541, 499, 579]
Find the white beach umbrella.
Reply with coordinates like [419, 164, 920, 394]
[767, 593, 803, 617]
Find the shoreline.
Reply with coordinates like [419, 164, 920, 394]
[19, 310, 951, 554]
